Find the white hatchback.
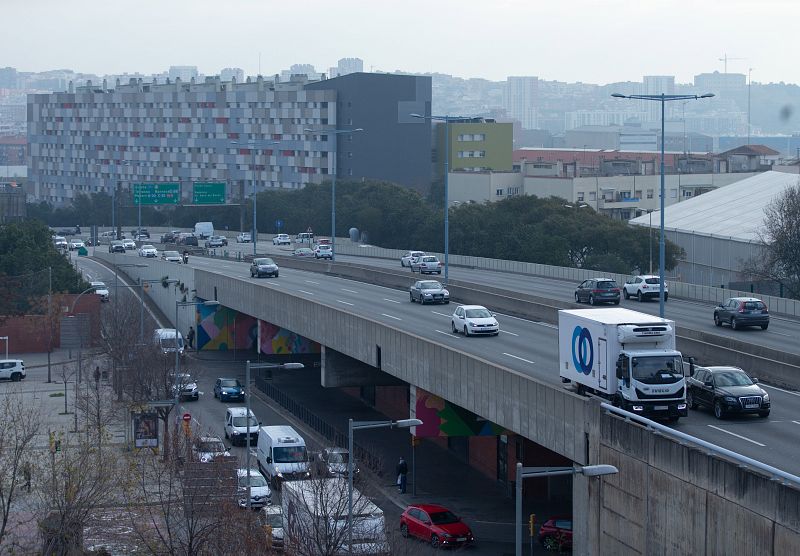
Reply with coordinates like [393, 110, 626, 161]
[237, 468, 272, 508]
[401, 250, 425, 267]
[0, 360, 26, 381]
[138, 245, 158, 258]
[272, 234, 291, 245]
[451, 305, 500, 336]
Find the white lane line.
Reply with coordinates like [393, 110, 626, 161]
[761, 384, 800, 397]
[500, 330, 519, 337]
[381, 313, 402, 321]
[503, 353, 535, 364]
[792, 421, 800, 426]
[383, 298, 401, 304]
[706, 425, 766, 447]
[336, 300, 354, 306]
[298, 290, 315, 296]
[342, 288, 359, 294]
[435, 330, 459, 338]
[305, 280, 320, 285]
[431, 311, 451, 317]
[495, 312, 557, 329]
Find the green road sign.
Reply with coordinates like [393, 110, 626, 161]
[134, 183, 180, 205]
[193, 182, 226, 205]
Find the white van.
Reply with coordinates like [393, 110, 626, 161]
[153, 328, 184, 356]
[256, 425, 310, 488]
[0, 360, 26, 381]
[225, 407, 259, 446]
[194, 222, 214, 239]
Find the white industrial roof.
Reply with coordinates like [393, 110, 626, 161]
[630, 171, 800, 242]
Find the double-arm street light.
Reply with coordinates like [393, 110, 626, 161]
[231, 140, 281, 256]
[242, 360, 304, 509]
[515, 463, 619, 555]
[610, 92, 714, 317]
[304, 128, 364, 261]
[347, 418, 422, 552]
[173, 300, 219, 407]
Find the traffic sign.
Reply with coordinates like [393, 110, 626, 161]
[193, 182, 226, 204]
[182, 413, 192, 422]
[134, 183, 180, 205]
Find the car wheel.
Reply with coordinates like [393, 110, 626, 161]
[730, 317, 738, 330]
[224, 430, 229, 439]
[687, 389, 697, 409]
[451, 321, 458, 334]
[575, 292, 580, 303]
[463, 325, 470, 337]
[589, 294, 595, 306]
[400, 523, 409, 538]
[714, 313, 722, 326]
[274, 272, 279, 278]
[542, 535, 558, 550]
[761, 323, 769, 330]
[444, 300, 450, 304]
[759, 410, 770, 418]
[713, 399, 726, 419]
[11, 373, 21, 382]
[637, 291, 644, 302]
[409, 293, 415, 303]
[430, 534, 441, 549]
[614, 299, 620, 305]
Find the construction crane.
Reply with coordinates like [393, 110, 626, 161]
[718, 54, 745, 74]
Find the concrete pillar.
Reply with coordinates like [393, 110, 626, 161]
[321, 346, 404, 388]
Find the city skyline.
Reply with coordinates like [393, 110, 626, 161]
[4, 0, 799, 86]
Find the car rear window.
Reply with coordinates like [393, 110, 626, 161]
[743, 301, 766, 311]
[644, 278, 660, 284]
[596, 281, 618, 289]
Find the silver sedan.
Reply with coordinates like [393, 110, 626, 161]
[409, 280, 450, 304]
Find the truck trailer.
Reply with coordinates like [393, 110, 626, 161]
[559, 308, 687, 421]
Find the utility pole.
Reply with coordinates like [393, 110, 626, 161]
[47, 266, 52, 383]
[747, 68, 753, 145]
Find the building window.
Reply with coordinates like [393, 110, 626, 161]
[589, 191, 597, 201]
[683, 190, 693, 198]
[577, 192, 584, 201]
[496, 188, 504, 196]
[647, 189, 654, 199]
[670, 188, 678, 198]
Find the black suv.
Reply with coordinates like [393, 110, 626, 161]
[574, 278, 620, 305]
[686, 364, 770, 419]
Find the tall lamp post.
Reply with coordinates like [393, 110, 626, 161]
[0, 336, 7, 360]
[243, 361, 304, 509]
[173, 300, 219, 406]
[515, 463, 618, 556]
[231, 140, 280, 256]
[410, 113, 471, 285]
[347, 418, 422, 552]
[611, 92, 714, 317]
[304, 128, 364, 261]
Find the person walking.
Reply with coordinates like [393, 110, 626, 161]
[396, 456, 408, 494]
[186, 326, 196, 350]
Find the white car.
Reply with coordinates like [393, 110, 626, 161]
[138, 244, 158, 258]
[68, 239, 85, 250]
[411, 255, 442, 274]
[236, 232, 252, 243]
[162, 250, 182, 263]
[314, 244, 333, 259]
[0, 360, 26, 381]
[451, 305, 500, 336]
[225, 407, 259, 446]
[272, 234, 291, 245]
[238, 468, 272, 508]
[90, 281, 109, 302]
[122, 239, 136, 250]
[622, 274, 669, 302]
[53, 236, 68, 250]
[401, 250, 425, 267]
[192, 436, 230, 463]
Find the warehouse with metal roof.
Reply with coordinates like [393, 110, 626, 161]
[629, 171, 800, 287]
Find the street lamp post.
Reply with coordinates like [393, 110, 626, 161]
[243, 361, 304, 509]
[515, 463, 618, 555]
[347, 418, 422, 552]
[647, 209, 654, 274]
[173, 300, 219, 407]
[611, 92, 714, 317]
[231, 140, 280, 256]
[0, 336, 7, 360]
[304, 128, 364, 262]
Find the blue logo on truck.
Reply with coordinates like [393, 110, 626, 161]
[571, 326, 593, 375]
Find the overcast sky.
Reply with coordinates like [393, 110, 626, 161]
[5, 0, 797, 85]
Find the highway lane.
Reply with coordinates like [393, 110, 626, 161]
[102, 250, 800, 476]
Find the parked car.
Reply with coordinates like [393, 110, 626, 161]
[108, 240, 125, 253]
[401, 251, 425, 267]
[225, 407, 260, 446]
[622, 275, 668, 302]
[236, 232, 252, 243]
[138, 244, 158, 258]
[574, 278, 620, 305]
[292, 248, 314, 257]
[315, 447, 358, 478]
[122, 239, 137, 250]
[713, 297, 770, 330]
[409, 280, 450, 304]
[91, 281, 109, 302]
[212, 378, 243, 402]
[162, 250, 182, 263]
[192, 436, 230, 463]
[411, 255, 443, 275]
[314, 244, 333, 260]
[68, 239, 85, 251]
[0, 360, 26, 381]
[206, 235, 228, 248]
[399, 503, 474, 549]
[177, 233, 198, 246]
[262, 505, 285, 550]
[686, 365, 770, 419]
[172, 372, 199, 401]
[250, 258, 279, 278]
[237, 468, 272, 508]
[272, 234, 291, 245]
[451, 305, 499, 336]
[538, 515, 573, 551]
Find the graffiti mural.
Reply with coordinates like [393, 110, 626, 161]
[411, 387, 507, 438]
[259, 320, 321, 355]
[196, 304, 257, 351]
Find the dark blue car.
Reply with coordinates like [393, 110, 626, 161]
[213, 378, 245, 402]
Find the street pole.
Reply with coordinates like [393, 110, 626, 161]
[747, 68, 753, 145]
[252, 147, 257, 257]
[138, 278, 144, 343]
[331, 136, 337, 261]
[649, 210, 653, 275]
[659, 95, 666, 318]
[348, 418, 354, 554]
[246, 360, 253, 509]
[444, 116, 450, 286]
[0, 336, 7, 360]
[515, 463, 522, 556]
[48, 266, 52, 383]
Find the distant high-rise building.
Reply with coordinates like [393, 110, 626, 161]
[0, 67, 18, 89]
[220, 67, 244, 82]
[642, 75, 675, 122]
[168, 66, 199, 82]
[337, 58, 364, 76]
[505, 76, 538, 130]
[281, 64, 323, 81]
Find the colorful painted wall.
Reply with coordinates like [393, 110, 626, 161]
[411, 387, 508, 438]
[259, 321, 321, 355]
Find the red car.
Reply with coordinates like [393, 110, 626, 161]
[538, 515, 572, 551]
[399, 503, 474, 549]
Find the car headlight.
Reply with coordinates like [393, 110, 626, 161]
[443, 290, 449, 295]
[468, 321, 475, 326]
[232, 431, 239, 435]
[762, 393, 769, 402]
[724, 396, 737, 403]
[424, 293, 432, 297]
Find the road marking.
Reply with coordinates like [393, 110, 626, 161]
[336, 300, 354, 306]
[435, 330, 459, 338]
[381, 313, 402, 321]
[342, 288, 359, 294]
[761, 384, 800, 397]
[792, 421, 800, 426]
[706, 425, 766, 446]
[298, 290, 315, 296]
[305, 280, 320, 285]
[500, 330, 519, 337]
[495, 312, 557, 329]
[431, 311, 451, 317]
[503, 353, 535, 364]
[383, 298, 401, 304]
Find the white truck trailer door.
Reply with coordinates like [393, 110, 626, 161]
[598, 338, 608, 390]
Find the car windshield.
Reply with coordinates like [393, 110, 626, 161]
[644, 278, 660, 284]
[164, 251, 179, 257]
[142, 245, 154, 250]
[160, 337, 184, 349]
[264, 512, 283, 528]
[714, 370, 754, 387]
[631, 356, 684, 384]
[220, 379, 239, 388]
[91, 282, 105, 288]
[420, 282, 441, 290]
[254, 258, 274, 265]
[239, 473, 268, 488]
[327, 451, 349, 464]
[232, 416, 258, 428]
[429, 511, 460, 525]
[273, 446, 307, 463]
[465, 308, 492, 318]
[596, 281, 618, 289]
[198, 441, 225, 453]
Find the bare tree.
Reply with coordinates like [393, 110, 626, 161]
[73, 354, 121, 463]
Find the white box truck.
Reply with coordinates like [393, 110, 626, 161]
[559, 308, 687, 421]
[256, 425, 311, 488]
[282, 478, 389, 555]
